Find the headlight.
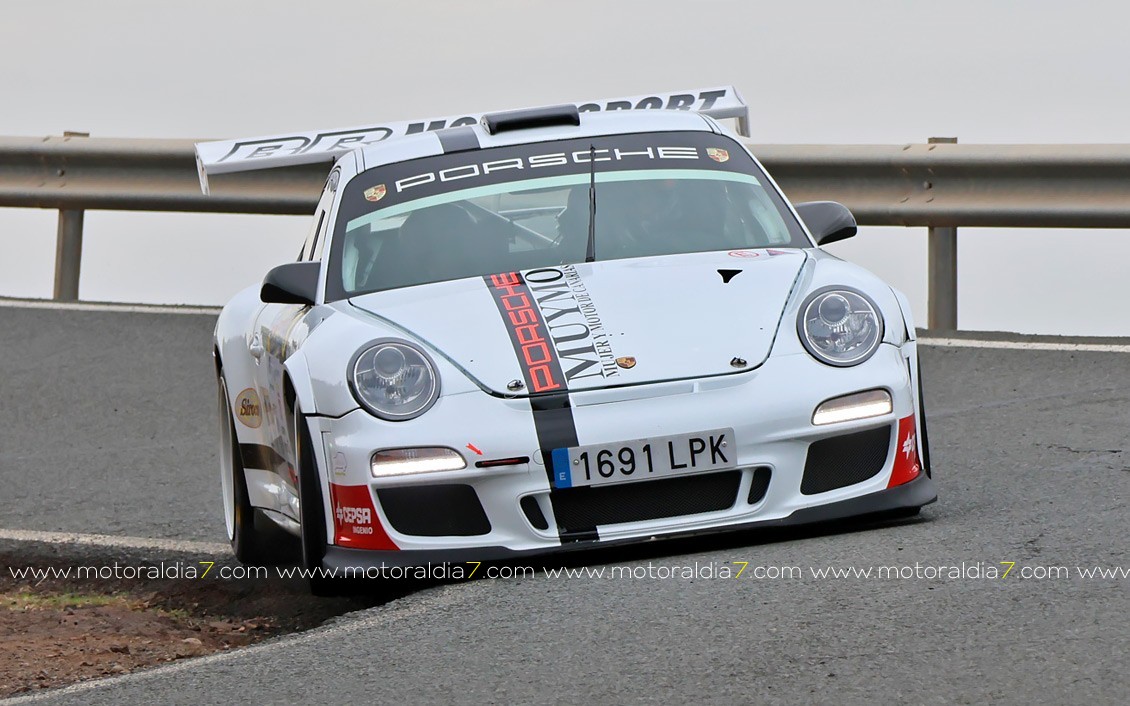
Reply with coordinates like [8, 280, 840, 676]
[372, 447, 466, 476]
[349, 340, 440, 420]
[812, 389, 892, 425]
[797, 287, 884, 366]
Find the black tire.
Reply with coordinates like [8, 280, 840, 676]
[219, 376, 271, 565]
[916, 357, 932, 478]
[292, 400, 341, 596]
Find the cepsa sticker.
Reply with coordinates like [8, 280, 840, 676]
[234, 388, 262, 429]
[329, 483, 397, 550]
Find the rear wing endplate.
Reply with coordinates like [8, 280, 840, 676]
[194, 85, 748, 194]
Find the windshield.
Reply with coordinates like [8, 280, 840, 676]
[327, 131, 809, 300]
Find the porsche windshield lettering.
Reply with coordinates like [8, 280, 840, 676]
[326, 131, 810, 301]
[394, 147, 700, 194]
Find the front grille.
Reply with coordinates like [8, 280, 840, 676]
[376, 484, 491, 536]
[520, 495, 549, 530]
[801, 425, 892, 495]
[747, 466, 772, 504]
[551, 470, 741, 531]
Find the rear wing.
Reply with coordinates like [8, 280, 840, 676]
[194, 85, 748, 194]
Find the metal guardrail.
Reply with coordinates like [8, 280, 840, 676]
[6, 134, 1130, 326]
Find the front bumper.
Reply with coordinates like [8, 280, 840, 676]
[305, 343, 931, 559]
[323, 471, 936, 570]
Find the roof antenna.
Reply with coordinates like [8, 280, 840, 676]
[585, 144, 597, 263]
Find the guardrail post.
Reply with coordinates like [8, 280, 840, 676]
[51, 131, 89, 302]
[927, 136, 958, 329]
[53, 209, 85, 301]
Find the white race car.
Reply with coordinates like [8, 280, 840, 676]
[201, 87, 935, 592]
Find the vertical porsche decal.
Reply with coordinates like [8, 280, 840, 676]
[483, 272, 567, 393]
[484, 272, 592, 542]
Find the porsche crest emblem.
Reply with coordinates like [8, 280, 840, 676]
[616, 356, 637, 369]
[364, 184, 387, 202]
[707, 148, 729, 163]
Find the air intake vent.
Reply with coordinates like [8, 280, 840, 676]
[376, 485, 491, 536]
[481, 105, 581, 134]
[520, 495, 549, 531]
[801, 426, 892, 495]
[747, 467, 772, 504]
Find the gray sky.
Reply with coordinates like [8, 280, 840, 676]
[2, 0, 1129, 334]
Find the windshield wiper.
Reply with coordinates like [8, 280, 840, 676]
[584, 144, 597, 263]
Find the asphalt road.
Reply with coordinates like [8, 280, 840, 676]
[3, 305, 1130, 704]
[0, 305, 221, 541]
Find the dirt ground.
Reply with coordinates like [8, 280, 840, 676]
[0, 546, 389, 698]
[0, 591, 265, 696]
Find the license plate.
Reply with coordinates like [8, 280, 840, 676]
[550, 428, 736, 489]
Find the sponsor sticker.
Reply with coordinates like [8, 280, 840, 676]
[728, 250, 763, 259]
[523, 265, 621, 384]
[335, 505, 371, 526]
[364, 184, 386, 202]
[234, 388, 262, 429]
[707, 147, 729, 163]
[329, 483, 397, 550]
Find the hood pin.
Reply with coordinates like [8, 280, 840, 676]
[730, 357, 747, 368]
[507, 379, 525, 391]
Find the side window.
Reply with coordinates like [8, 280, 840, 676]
[298, 209, 323, 261]
[310, 209, 329, 261]
[299, 169, 340, 261]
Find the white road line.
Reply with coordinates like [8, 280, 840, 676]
[0, 529, 229, 555]
[0, 298, 220, 315]
[919, 337, 1130, 353]
[1, 583, 469, 704]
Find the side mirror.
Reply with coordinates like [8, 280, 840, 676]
[261, 261, 320, 305]
[794, 201, 857, 246]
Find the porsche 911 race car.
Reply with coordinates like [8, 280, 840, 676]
[200, 86, 936, 592]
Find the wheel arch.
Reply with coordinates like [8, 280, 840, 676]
[282, 352, 338, 549]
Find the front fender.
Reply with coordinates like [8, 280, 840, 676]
[215, 285, 265, 448]
[284, 350, 319, 417]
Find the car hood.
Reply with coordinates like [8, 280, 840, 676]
[348, 249, 808, 396]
